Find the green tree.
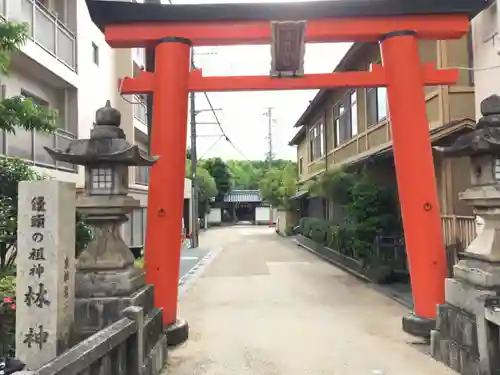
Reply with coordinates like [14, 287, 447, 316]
[185, 160, 218, 217]
[226, 160, 259, 190]
[200, 157, 232, 200]
[226, 159, 296, 191]
[259, 162, 297, 209]
[0, 21, 92, 271]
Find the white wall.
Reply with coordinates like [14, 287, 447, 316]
[255, 207, 270, 223]
[472, 2, 500, 118]
[76, 0, 118, 138]
[208, 208, 222, 224]
[73, 0, 126, 187]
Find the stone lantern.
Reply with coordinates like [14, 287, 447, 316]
[44, 101, 159, 341]
[430, 95, 500, 374]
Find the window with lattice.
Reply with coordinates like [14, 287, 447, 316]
[91, 168, 113, 190]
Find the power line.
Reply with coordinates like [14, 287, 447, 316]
[199, 135, 224, 160]
[202, 91, 251, 161]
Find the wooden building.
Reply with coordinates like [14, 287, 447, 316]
[288, 37, 477, 243]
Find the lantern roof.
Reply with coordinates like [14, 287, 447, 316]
[434, 95, 500, 158]
[44, 101, 159, 167]
[86, 0, 489, 32]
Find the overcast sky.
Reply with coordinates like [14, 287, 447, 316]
[167, 0, 352, 161]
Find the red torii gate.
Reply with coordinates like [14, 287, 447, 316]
[86, 0, 486, 343]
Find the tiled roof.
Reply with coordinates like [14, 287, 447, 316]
[224, 190, 261, 203]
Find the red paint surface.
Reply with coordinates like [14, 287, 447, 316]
[144, 40, 190, 325]
[105, 15, 469, 47]
[113, 15, 468, 322]
[381, 34, 447, 318]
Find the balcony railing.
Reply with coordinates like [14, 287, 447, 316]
[0, 128, 77, 172]
[134, 97, 147, 125]
[135, 166, 150, 186]
[0, 0, 76, 70]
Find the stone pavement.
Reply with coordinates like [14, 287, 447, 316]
[166, 226, 455, 375]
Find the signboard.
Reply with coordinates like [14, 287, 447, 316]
[16, 180, 76, 369]
[270, 21, 306, 77]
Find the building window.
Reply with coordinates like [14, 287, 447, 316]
[21, 90, 48, 108]
[309, 126, 317, 161]
[123, 207, 148, 248]
[298, 157, 303, 175]
[319, 122, 325, 157]
[366, 87, 388, 127]
[377, 87, 388, 121]
[309, 121, 325, 161]
[333, 94, 352, 146]
[482, 2, 498, 43]
[351, 90, 358, 136]
[92, 42, 99, 65]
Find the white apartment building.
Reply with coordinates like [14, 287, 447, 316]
[0, 0, 192, 248]
[472, 0, 500, 117]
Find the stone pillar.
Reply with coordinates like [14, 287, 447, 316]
[16, 180, 76, 369]
[431, 95, 500, 374]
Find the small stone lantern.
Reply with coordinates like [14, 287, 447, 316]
[435, 95, 500, 264]
[430, 95, 500, 373]
[44, 101, 158, 340]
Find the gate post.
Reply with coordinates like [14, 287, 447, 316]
[145, 37, 191, 344]
[380, 31, 447, 336]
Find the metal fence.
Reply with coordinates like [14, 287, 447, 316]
[0, 0, 76, 70]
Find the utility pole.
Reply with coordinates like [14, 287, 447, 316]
[264, 107, 274, 227]
[189, 49, 200, 248]
[189, 50, 220, 248]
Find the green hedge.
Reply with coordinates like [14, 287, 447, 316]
[299, 217, 345, 255]
[298, 217, 378, 262]
[297, 216, 408, 282]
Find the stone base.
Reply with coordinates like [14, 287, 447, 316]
[430, 329, 480, 375]
[166, 319, 189, 347]
[74, 284, 154, 341]
[402, 311, 435, 338]
[430, 277, 499, 375]
[431, 304, 480, 375]
[454, 258, 500, 289]
[75, 266, 146, 298]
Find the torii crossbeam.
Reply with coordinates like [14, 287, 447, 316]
[86, 0, 488, 344]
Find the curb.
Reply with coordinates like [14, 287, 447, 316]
[178, 246, 223, 297]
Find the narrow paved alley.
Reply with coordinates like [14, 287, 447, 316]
[168, 226, 454, 375]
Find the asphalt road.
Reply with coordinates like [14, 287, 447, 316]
[178, 245, 211, 282]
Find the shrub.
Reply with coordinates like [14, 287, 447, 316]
[301, 167, 403, 265]
[298, 217, 341, 250]
[0, 274, 15, 357]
